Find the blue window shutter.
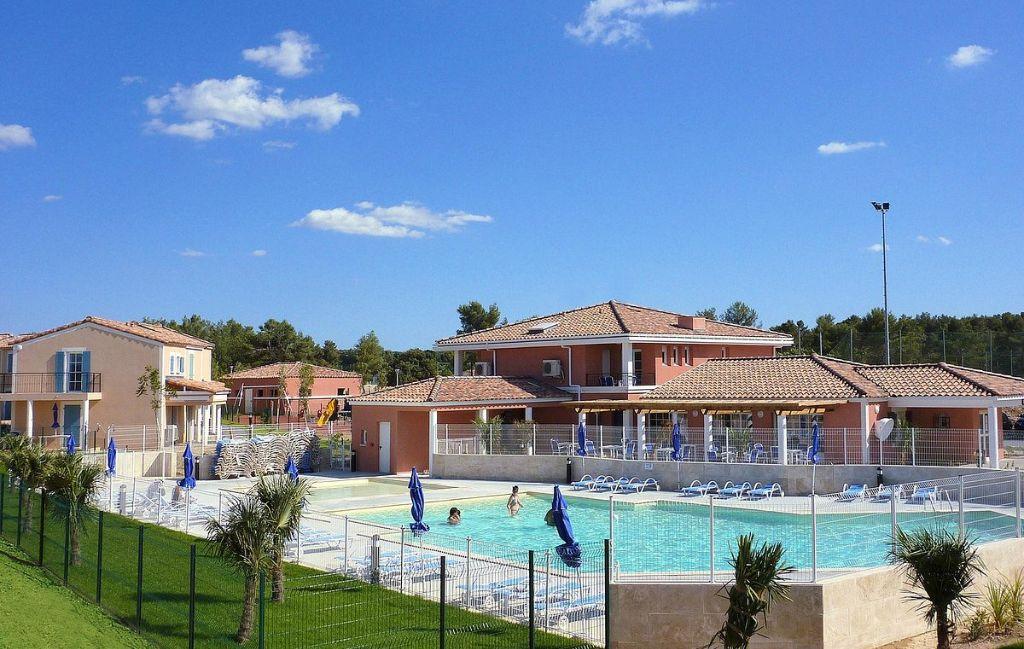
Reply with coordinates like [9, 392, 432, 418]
[54, 351, 66, 392]
[81, 351, 91, 391]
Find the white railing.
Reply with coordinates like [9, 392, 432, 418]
[434, 424, 991, 467]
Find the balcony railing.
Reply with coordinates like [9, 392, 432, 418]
[585, 372, 656, 387]
[0, 372, 102, 394]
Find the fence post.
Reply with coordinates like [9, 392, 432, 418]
[136, 525, 144, 629]
[343, 516, 349, 572]
[258, 572, 266, 649]
[0, 474, 5, 536]
[528, 550, 536, 649]
[843, 428, 848, 465]
[63, 511, 71, 585]
[544, 550, 551, 629]
[399, 527, 406, 593]
[958, 475, 965, 536]
[1016, 468, 1022, 539]
[810, 494, 817, 582]
[97, 512, 104, 603]
[604, 539, 611, 649]
[911, 429, 917, 466]
[890, 488, 898, 541]
[439, 555, 447, 649]
[188, 544, 196, 649]
[532, 424, 536, 456]
[39, 490, 47, 567]
[16, 481, 23, 547]
[142, 425, 146, 453]
[708, 495, 715, 582]
[464, 538, 472, 605]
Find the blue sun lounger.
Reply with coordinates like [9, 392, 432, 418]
[836, 484, 868, 502]
[679, 480, 718, 496]
[905, 486, 939, 504]
[747, 482, 783, 500]
[715, 481, 751, 499]
[570, 474, 609, 491]
[872, 484, 903, 502]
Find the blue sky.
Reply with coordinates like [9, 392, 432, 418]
[2, 1, 1022, 349]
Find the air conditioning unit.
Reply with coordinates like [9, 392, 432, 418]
[473, 361, 492, 376]
[542, 359, 562, 377]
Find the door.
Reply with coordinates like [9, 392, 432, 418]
[378, 422, 391, 473]
[63, 404, 82, 446]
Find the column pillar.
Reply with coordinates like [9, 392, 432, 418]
[636, 411, 646, 458]
[620, 341, 634, 384]
[428, 409, 438, 474]
[524, 406, 533, 421]
[776, 413, 788, 466]
[26, 399, 34, 438]
[859, 401, 871, 464]
[477, 408, 488, 422]
[82, 399, 90, 448]
[988, 404, 1001, 469]
[454, 350, 464, 376]
[703, 413, 713, 460]
[622, 409, 633, 456]
[215, 405, 223, 439]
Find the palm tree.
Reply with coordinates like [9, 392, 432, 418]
[6, 443, 53, 533]
[43, 452, 104, 564]
[887, 527, 984, 649]
[254, 475, 310, 602]
[708, 533, 794, 649]
[206, 493, 274, 644]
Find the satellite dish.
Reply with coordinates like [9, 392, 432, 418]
[874, 418, 895, 442]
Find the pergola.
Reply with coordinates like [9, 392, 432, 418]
[564, 398, 847, 464]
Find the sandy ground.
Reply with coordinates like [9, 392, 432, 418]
[880, 629, 1024, 648]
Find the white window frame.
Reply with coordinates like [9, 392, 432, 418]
[360, 429, 368, 446]
[670, 346, 678, 366]
[684, 346, 691, 366]
[168, 353, 185, 376]
[660, 345, 667, 366]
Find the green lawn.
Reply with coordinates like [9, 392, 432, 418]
[0, 482, 593, 648]
[0, 538, 149, 648]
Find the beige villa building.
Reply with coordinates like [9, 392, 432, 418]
[0, 316, 228, 450]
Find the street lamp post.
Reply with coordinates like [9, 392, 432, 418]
[871, 201, 891, 364]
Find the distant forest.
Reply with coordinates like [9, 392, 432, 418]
[151, 302, 1024, 384]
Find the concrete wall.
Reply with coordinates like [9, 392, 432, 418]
[433, 453, 1009, 494]
[433, 453, 570, 483]
[610, 538, 1024, 649]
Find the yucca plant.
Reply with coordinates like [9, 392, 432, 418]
[887, 527, 984, 649]
[985, 571, 1024, 633]
[206, 493, 274, 643]
[254, 475, 310, 602]
[43, 452, 105, 564]
[708, 533, 794, 648]
[6, 443, 53, 533]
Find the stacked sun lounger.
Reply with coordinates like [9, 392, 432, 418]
[213, 429, 320, 479]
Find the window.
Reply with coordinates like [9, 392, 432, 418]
[337, 387, 350, 396]
[187, 352, 196, 379]
[66, 352, 84, 392]
[936, 414, 951, 429]
[647, 413, 673, 434]
[632, 350, 642, 381]
[684, 346, 691, 365]
[660, 346, 668, 366]
[360, 429, 367, 446]
[671, 347, 678, 365]
[720, 347, 727, 358]
[257, 389, 264, 398]
[168, 353, 185, 376]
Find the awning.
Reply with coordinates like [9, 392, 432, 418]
[563, 399, 846, 415]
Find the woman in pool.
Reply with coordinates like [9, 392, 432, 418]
[507, 485, 522, 517]
[447, 507, 462, 525]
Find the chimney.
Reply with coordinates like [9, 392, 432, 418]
[678, 315, 706, 331]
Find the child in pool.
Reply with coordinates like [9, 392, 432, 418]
[447, 507, 462, 525]
[507, 486, 522, 516]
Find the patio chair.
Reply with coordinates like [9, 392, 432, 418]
[905, 486, 939, 505]
[679, 480, 719, 496]
[583, 440, 596, 455]
[706, 445, 719, 462]
[747, 483, 784, 500]
[716, 481, 751, 499]
[642, 443, 656, 460]
[745, 443, 765, 463]
[836, 484, 868, 502]
[623, 440, 637, 460]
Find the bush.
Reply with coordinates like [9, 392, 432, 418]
[964, 609, 990, 642]
[986, 571, 1024, 634]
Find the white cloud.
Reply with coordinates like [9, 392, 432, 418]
[947, 45, 994, 68]
[262, 140, 297, 150]
[0, 123, 36, 150]
[145, 75, 358, 140]
[937, 236, 953, 246]
[292, 202, 494, 239]
[179, 248, 207, 257]
[566, 0, 703, 46]
[121, 75, 145, 85]
[867, 243, 890, 253]
[817, 140, 886, 155]
[243, 30, 318, 78]
[251, 249, 268, 257]
[915, 235, 929, 243]
[42, 194, 62, 202]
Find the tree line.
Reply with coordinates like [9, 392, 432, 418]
[153, 300, 1024, 385]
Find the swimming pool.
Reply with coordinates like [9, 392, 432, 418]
[352, 492, 1017, 575]
[308, 479, 448, 510]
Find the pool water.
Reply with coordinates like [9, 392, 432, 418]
[309, 479, 437, 510]
[353, 493, 1016, 574]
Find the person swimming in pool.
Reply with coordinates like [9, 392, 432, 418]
[507, 486, 522, 516]
[447, 507, 462, 525]
[544, 508, 555, 526]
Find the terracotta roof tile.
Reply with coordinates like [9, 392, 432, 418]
[642, 356, 867, 401]
[166, 377, 229, 393]
[435, 301, 792, 346]
[857, 363, 1024, 397]
[223, 362, 361, 381]
[0, 316, 213, 349]
[349, 376, 572, 404]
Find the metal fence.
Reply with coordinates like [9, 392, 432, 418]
[0, 473, 604, 648]
[435, 423, 992, 467]
[610, 470, 1023, 584]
